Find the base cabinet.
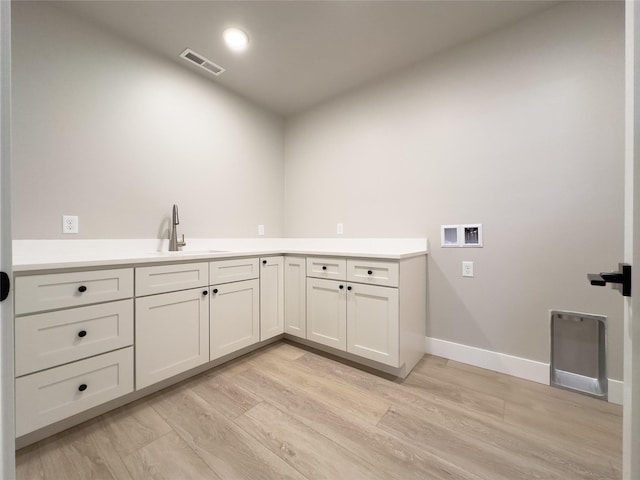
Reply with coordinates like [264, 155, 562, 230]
[260, 256, 284, 341]
[306, 278, 347, 350]
[135, 288, 209, 390]
[210, 278, 260, 360]
[284, 256, 306, 338]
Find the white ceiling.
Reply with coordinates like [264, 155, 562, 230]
[57, 1, 556, 116]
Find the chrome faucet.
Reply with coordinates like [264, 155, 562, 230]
[169, 204, 186, 251]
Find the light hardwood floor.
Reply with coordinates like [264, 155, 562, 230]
[16, 341, 622, 480]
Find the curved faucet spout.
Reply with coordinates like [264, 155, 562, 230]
[169, 204, 186, 251]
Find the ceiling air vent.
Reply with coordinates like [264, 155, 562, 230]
[180, 48, 226, 76]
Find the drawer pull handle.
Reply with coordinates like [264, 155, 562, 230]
[77, 330, 87, 338]
[262, 260, 267, 265]
[78, 384, 88, 392]
[212, 288, 218, 294]
[202, 290, 208, 296]
[322, 266, 327, 271]
[367, 270, 373, 275]
[339, 285, 344, 290]
[77, 285, 87, 293]
[347, 286, 352, 291]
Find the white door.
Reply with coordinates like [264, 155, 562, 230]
[260, 256, 284, 341]
[346, 283, 399, 367]
[306, 277, 346, 350]
[284, 256, 307, 338]
[0, 1, 15, 477]
[625, 2, 640, 477]
[135, 288, 209, 389]
[210, 279, 260, 360]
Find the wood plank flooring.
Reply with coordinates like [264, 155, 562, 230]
[16, 341, 622, 480]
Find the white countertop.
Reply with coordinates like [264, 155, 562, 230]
[12, 238, 428, 272]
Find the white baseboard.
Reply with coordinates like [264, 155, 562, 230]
[425, 337, 550, 385]
[424, 337, 624, 405]
[608, 379, 623, 405]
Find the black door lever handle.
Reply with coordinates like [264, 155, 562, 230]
[588, 263, 631, 297]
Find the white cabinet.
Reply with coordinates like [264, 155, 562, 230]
[210, 257, 259, 284]
[15, 268, 133, 315]
[16, 347, 134, 437]
[304, 256, 425, 372]
[14, 267, 135, 437]
[135, 262, 208, 296]
[135, 287, 209, 390]
[210, 279, 260, 360]
[260, 256, 284, 341]
[346, 283, 399, 366]
[15, 299, 134, 376]
[306, 277, 347, 350]
[284, 256, 306, 339]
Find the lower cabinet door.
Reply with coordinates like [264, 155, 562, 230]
[260, 256, 284, 341]
[15, 347, 134, 437]
[346, 283, 399, 367]
[284, 256, 306, 339]
[306, 277, 346, 351]
[135, 288, 210, 390]
[210, 279, 260, 360]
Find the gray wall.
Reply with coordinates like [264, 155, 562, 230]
[283, 2, 625, 378]
[11, 2, 284, 240]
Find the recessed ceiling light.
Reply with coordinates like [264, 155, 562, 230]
[223, 28, 249, 52]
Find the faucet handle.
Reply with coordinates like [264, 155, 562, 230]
[179, 234, 186, 247]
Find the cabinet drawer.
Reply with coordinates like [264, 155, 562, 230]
[15, 299, 134, 376]
[15, 268, 133, 315]
[210, 258, 259, 284]
[136, 262, 208, 296]
[346, 259, 399, 287]
[306, 257, 346, 281]
[15, 347, 133, 437]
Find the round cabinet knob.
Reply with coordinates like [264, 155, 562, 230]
[347, 286, 352, 291]
[339, 285, 344, 290]
[78, 384, 88, 392]
[367, 270, 373, 275]
[212, 289, 218, 294]
[262, 260, 267, 265]
[77, 330, 87, 338]
[77, 285, 87, 293]
[202, 290, 208, 296]
[322, 266, 327, 271]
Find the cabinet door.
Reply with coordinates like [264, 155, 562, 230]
[135, 288, 209, 390]
[260, 256, 284, 341]
[346, 283, 399, 367]
[306, 278, 346, 351]
[210, 279, 260, 360]
[284, 256, 306, 339]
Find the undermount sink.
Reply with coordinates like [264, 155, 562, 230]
[146, 250, 228, 256]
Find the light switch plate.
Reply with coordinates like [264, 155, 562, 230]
[337, 223, 344, 235]
[258, 224, 264, 236]
[462, 261, 474, 277]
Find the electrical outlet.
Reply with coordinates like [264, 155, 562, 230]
[258, 224, 264, 236]
[337, 223, 344, 235]
[62, 215, 78, 234]
[462, 261, 474, 277]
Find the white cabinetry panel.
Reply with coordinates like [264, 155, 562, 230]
[210, 279, 260, 360]
[346, 283, 399, 367]
[210, 258, 259, 284]
[135, 288, 209, 390]
[284, 256, 306, 339]
[260, 257, 284, 341]
[136, 262, 208, 296]
[306, 277, 346, 350]
[15, 299, 133, 376]
[15, 268, 133, 315]
[15, 347, 133, 436]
